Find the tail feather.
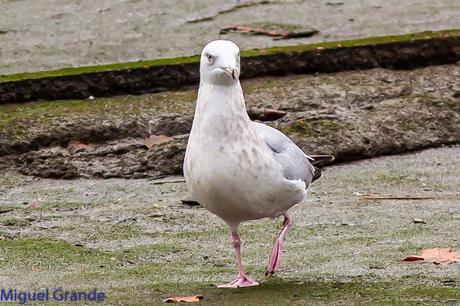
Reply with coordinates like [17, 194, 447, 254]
[310, 155, 334, 183]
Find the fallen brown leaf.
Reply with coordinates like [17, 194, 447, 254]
[145, 134, 173, 148]
[27, 202, 39, 209]
[412, 218, 426, 224]
[247, 108, 286, 121]
[163, 295, 204, 303]
[402, 248, 460, 265]
[67, 140, 89, 154]
[360, 195, 443, 201]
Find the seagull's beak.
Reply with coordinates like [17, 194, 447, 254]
[219, 67, 237, 80]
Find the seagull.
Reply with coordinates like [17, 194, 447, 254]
[184, 40, 332, 288]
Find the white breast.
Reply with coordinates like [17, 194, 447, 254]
[184, 82, 306, 225]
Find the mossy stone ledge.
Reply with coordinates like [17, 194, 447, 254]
[1, 30, 460, 104]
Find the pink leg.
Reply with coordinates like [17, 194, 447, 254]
[266, 213, 292, 276]
[217, 227, 260, 288]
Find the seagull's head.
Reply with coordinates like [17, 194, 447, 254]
[200, 40, 240, 86]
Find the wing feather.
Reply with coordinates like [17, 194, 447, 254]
[253, 122, 316, 186]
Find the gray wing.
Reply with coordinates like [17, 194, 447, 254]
[253, 122, 319, 186]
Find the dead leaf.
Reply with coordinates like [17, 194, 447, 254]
[27, 202, 39, 209]
[360, 194, 443, 201]
[145, 135, 173, 148]
[413, 218, 426, 224]
[402, 248, 460, 265]
[163, 295, 204, 303]
[67, 140, 89, 154]
[247, 108, 286, 121]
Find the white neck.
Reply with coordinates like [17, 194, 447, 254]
[190, 81, 251, 141]
[197, 82, 247, 116]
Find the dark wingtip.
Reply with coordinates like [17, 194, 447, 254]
[312, 167, 322, 183]
[310, 155, 335, 166]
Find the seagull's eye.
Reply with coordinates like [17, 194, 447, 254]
[206, 53, 214, 64]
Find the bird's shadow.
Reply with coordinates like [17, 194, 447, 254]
[206, 278, 358, 303]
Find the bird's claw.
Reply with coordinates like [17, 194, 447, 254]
[217, 275, 260, 288]
[265, 270, 275, 277]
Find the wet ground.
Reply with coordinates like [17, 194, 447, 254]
[0, 146, 459, 304]
[1, 0, 460, 74]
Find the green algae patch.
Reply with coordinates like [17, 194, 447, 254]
[241, 29, 460, 57]
[1, 217, 29, 227]
[0, 55, 200, 84]
[0, 204, 16, 214]
[280, 118, 353, 138]
[0, 238, 116, 269]
[0, 89, 196, 156]
[2, 29, 460, 104]
[0, 90, 195, 130]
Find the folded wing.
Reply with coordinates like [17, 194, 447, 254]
[253, 122, 318, 186]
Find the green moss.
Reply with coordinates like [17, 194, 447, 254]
[1, 217, 29, 226]
[1, 29, 459, 83]
[396, 243, 425, 254]
[126, 243, 187, 255]
[280, 118, 351, 137]
[0, 205, 15, 214]
[0, 172, 32, 191]
[0, 239, 119, 273]
[421, 97, 460, 108]
[93, 224, 143, 241]
[33, 201, 92, 212]
[1, 230, 459, 304]
[0, 230, 14, 240]
[105, 279, 460, 306]
[161, 227, 228, 240]
[344, 235, 378, 246]
[288, 120, 312, 133]
[391, 225, 430, 239]
[0, 55, 200, 83]
[346, 167, 435, 188]
[241, 29, 460, 57]
[242, 22, 304, 32]
[0, 89, 196, 140]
